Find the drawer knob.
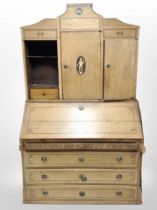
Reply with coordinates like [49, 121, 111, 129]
[117, 156, 123, 162]
[79, 174, 87, 182]
[116, 174, 123, 179]
[42, 93, 46, 96]
[106, 64, 111, 68]
[78, 156, 85, 162]
[41, 174, 48, 179]
[116, 191, 122, 196]
[63, 64, 68, 69]
[41, 156, 47, 162]
[117, 31, 123, 36]
[78, 105, 84, 111]
[43, 191, 48, 196]
[37, 32, 44, 37]
[79, 191, 86, 197]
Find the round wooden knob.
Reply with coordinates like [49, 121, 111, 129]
[42, 174, 48, 179]
[117, 156, 123, 162]
[78, 156, 85, 162]
[116, 191, 122, 196]
[43, 191, 48, 196]
[41, 156, 47, 162]
[116, 174, 122, 179]
[79, 174, 87, 182]
[79, 191, 86, 197]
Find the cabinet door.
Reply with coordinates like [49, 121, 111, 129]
[60, 32, 102, 100]
[104, 39, 137, 100]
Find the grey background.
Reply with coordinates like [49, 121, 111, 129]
[0, 0, 156, 209]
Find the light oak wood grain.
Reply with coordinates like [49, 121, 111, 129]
[24, 168, 139, 185]
[23, 151, 140, 168]
[60, 31, 102, 99]
[23, 185, 141, 204]
[30, 88, 58, 100]
[20, 101, 143, 140]
[104, 38, 138, 100]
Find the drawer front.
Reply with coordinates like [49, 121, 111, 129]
[24, 185, 141, 204]
[23, 30, 57, 40]
[104, 29, 137, 38]
[24, 152, 139, 168]
[25, 168, 139, 185]
[30, 88, 58, 100]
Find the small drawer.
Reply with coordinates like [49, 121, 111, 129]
[25, 168, 139, 185]
[104, 29, 137, 38]
[23, 30, 57, 40]
[24, 152, 139, 168]
[24, 185, 141, 204]
[30, 88, 58, 100]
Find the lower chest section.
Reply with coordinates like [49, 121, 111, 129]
[21, 142, 143, 204]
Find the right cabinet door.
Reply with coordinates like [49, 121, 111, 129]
[104, 39, 137, 100]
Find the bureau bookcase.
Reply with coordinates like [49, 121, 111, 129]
[20, 3, 144, 204]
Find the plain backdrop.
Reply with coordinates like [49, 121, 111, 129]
[0, 0, 157, 209]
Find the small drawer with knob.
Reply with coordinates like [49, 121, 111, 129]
[104, 29, 137, 38]
[24, 185, 141, 204]
[29, 88, 59, 100]
[25, 168, 139, 185]
[23, 29, 57, 40]
[24, 152, 140, 168]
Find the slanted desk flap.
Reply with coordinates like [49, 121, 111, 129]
[20, 101, 143, 140]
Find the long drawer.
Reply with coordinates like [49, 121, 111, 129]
[25, 168, 139, 185]
[24, 185, 141, 204]
[23, 152, 140, 168]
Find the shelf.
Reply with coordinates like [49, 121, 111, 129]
[27, 56, 57, 59]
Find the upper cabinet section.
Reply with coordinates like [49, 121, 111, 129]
[21, 3, 139, 101]
[58, 4, 103, 100]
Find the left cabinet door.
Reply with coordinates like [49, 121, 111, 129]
[60, 31, 102, 100]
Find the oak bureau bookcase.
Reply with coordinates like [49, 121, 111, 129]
[19, 3, 145, 204]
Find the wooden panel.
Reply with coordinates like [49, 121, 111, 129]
[61, 31, 102, 99]
[59, 4, 101, 30]
[24, 151, 139, 168]
[20, 101, 143, 140]
[60, 18, 100, 30]
[24, 185, 141, 204]
[23, 30, 57, 40]
[22, 142, 140, 151]
[104, 39, 137, 100]
[30, 88, 58, 100]
[104, 29, 137, 38]
[25, 168, 139, 185]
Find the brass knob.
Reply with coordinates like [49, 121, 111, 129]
[116, 191, 122, 196]
[41, 174, 48, 179]
[106, 64, 111, 68]
[116, 174, 122, 179]
[78, 156, 85, 162]
[41, 156, 47, 162]
[117, 31, 123, 36]
[63, 64, 68, 69]
[43, 191, 48, 196]
[79, 191, 86, 197]
[79, 174, 87, 182]
[37, 32, 44, 37]
[79, 105, 84, 111]
[117, 156, 123, 162]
